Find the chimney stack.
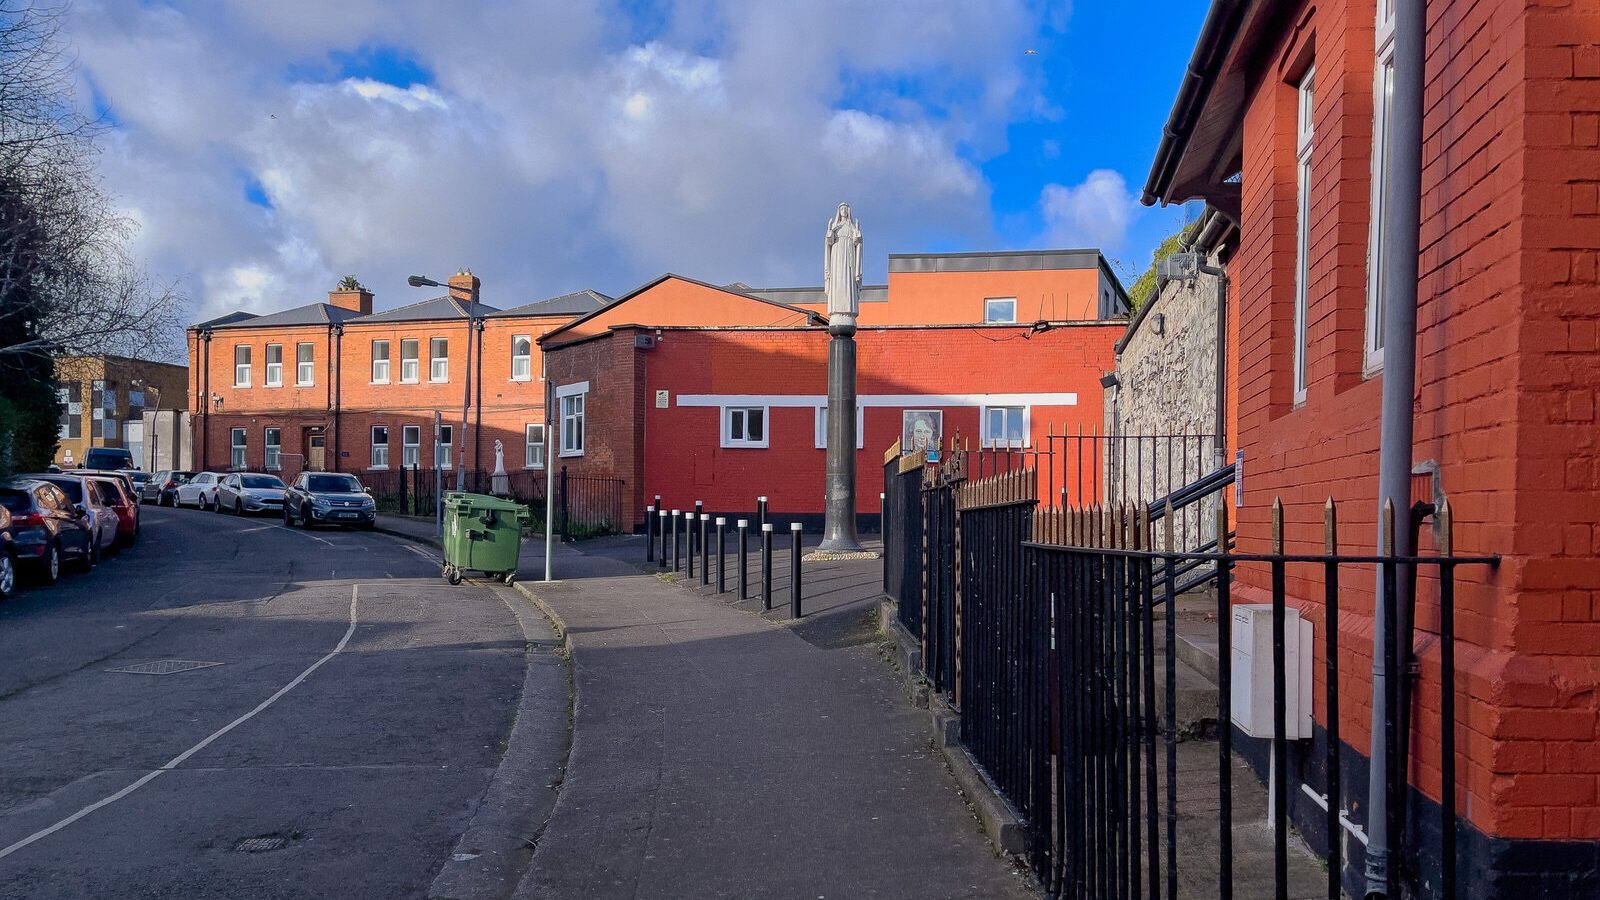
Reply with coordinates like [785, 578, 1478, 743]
[328, 276, 374, 315]
[448, 269, 481, 306]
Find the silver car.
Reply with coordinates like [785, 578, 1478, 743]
[213, 473, 288, 515]
[175, 472, 223, 509]
[29, 474, 120, 567]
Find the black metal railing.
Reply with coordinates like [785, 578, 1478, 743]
[883, 443, 926, 633]
[555, 466, 625, 540]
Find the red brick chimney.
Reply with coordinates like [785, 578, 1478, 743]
[328, 277, 374, 315]
[448, 269, 481, 305]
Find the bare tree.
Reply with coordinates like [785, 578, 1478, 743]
[0, 0, 185, 364]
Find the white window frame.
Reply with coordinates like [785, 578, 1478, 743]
[296, 342, 315, 386]
[429, 337, 448, 383]
[400, 339, 420, 383]
[721, 406, 769, 449]
[264, 343, 282, 387]
[230, 427, 247, 469]
[234, 345, 252, 387]
[984, 297, 1018, 324]
[402, 424, 420, 468]
[525, 423, 546, 469]
[370, 425, 389, 470]
[557, 382, 588, 457]
[813, 405, 865, 449]
[981, 405, 1029, 449]
[371, 340, 390, 383]
[511, 335, 532, 381]
[1293, 66, 1315, 404]
[1364, 11, 1396, 374]
[264, 427, 281, 470]
[438, 424, 454, 469]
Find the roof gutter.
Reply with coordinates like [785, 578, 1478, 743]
[1141, 0, 1250, 206]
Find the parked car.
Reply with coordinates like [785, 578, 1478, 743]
[143, 470, 194, 506]
[126, 470, 152, 497]
[64, 468, 136, 498]
[0, 505, 16, 600]
[29, 474, 120, 564]
[83, 447, 135, 471]
[87, 475, 140, 546]
[0, 478, 96, 583]
[283, 472, 376, 529]
[175, 472, 223, 510]
[214, 473, 287, 516]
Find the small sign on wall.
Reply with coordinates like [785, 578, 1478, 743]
[656, 390, 669, 409]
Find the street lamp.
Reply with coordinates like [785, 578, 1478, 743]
[408, 274, 474, 496]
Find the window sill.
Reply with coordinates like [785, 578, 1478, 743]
[368, 466, 389, 471]
[524, 463, 546, 471]
[721, 443, 770, 450]
[558, 450, 584, 459]
[371, 381, 390, 386]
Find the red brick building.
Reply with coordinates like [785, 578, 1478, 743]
[1145, 0, 1600, 892]
[540, 252, 1128, 530]
[186, 272, 607, 483]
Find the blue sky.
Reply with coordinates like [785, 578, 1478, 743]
[70, 1, 1209, 319]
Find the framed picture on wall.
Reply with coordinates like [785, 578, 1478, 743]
[902, 410, 942, 456]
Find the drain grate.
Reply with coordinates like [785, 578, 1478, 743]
[234, 836, 287, 853]
[107, 659, 225, 675]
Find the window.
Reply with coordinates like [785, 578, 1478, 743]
[101, 417, 117, 440]
[429, 337, 448, 382]
[511, 335, 532, 381]
[525, 423, 546, 468]
[813, 406, 865, 449]
[984, 297, 1017, 324]
[722, 407, 767, 448]
[264, 344, 283, 386]
[1365, 7, 1396, 373]
[297, 342, 314, 385]
[439, 424, 453, 469]
[400, 339, 420, 383]
[234, 345, 252, 387]
[982, 406, 1027, 448]
[372, 340, 391, 383]
[1293, 67, 1315, 402]
[371, 425, 389, 469]
[265, 427, 281, 470]
[231, 427, 247, 469]
[402, 425, 420, 468]
[559, 389, 586, 456]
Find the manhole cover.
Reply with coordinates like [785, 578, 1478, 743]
[234, 836, 287, 853]
[106, 659, 225, 675]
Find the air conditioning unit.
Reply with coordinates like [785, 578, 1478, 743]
[634, 334, 656, 350]
[1230, 604, 1314, 740]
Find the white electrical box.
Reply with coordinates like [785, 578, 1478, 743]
[1230, 604, 1314, 740]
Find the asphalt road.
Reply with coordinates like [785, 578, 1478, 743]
[0, 505, 539, 899]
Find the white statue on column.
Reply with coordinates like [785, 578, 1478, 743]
[491, 439, 509, 496]
[824, 202, 862, 327]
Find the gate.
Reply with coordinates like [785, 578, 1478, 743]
[921, 455, 961, 696]
[882, 442, 925, 630]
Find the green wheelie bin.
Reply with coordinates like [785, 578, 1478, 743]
[441, 492, 530, 585]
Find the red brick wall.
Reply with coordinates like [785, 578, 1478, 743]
[1225, 0, 1600, 840]
[541, 331, 647, 525]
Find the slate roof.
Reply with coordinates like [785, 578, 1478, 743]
[741, 285, 890, 305]
[191, 310, 260, 330]
[355, 295, 501, 323]
[488, 289, 613, 318]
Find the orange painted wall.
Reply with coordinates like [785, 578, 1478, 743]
[545, 277, 817, 347]
[786, 267, 1107, 325]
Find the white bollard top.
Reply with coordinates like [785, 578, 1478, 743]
[659, 509, 668, 517]
[715, 517, 726, 525]
[762, 523, 773, 532]
[737, 519, 748, 527]
[671, 509, 681, 516]
[686, 512, 695, 520]
[758, 496, 768, 502]
[879, 493, 885, 499]
[790, 522, 803, 531]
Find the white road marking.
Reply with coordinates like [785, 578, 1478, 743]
[405, 544, 441, 564]
[0, 584, 363, 861]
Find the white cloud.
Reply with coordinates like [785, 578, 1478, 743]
[1037, 169, 1140, 252]
[67, 0, 1049, 323]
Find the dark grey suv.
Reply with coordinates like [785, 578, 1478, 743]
[282, 473, 376, 529]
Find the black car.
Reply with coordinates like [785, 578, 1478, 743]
[0, 504, 16, 600]
[283, 472, 376, 529]
[0, 478, 95, 584]
[144, 470, 195, 506]
[83, 447, 135, 470]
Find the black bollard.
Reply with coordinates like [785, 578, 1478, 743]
[646, 505, 656, 563]
[737, 519, 749, 600]
[686, 513, 696, 579]
[715, 517, 727, 593]
[789, 522, 803, 619]
[671, 510, 681, 572]
[657, 508, 668, 568]
[756, 496, 768, 535]
[761, 523, 773, 611]
[699, 513, 710, 586]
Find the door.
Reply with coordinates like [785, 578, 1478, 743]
[306, 430, 326, 471]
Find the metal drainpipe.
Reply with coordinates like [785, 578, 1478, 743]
[331, 324, 343, 473]
[474, 319, 484, 476]
[200, 330, 212, 470]
[1366, 0, 1425, 894]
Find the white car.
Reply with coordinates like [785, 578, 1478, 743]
[175, 472, 224, 510]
